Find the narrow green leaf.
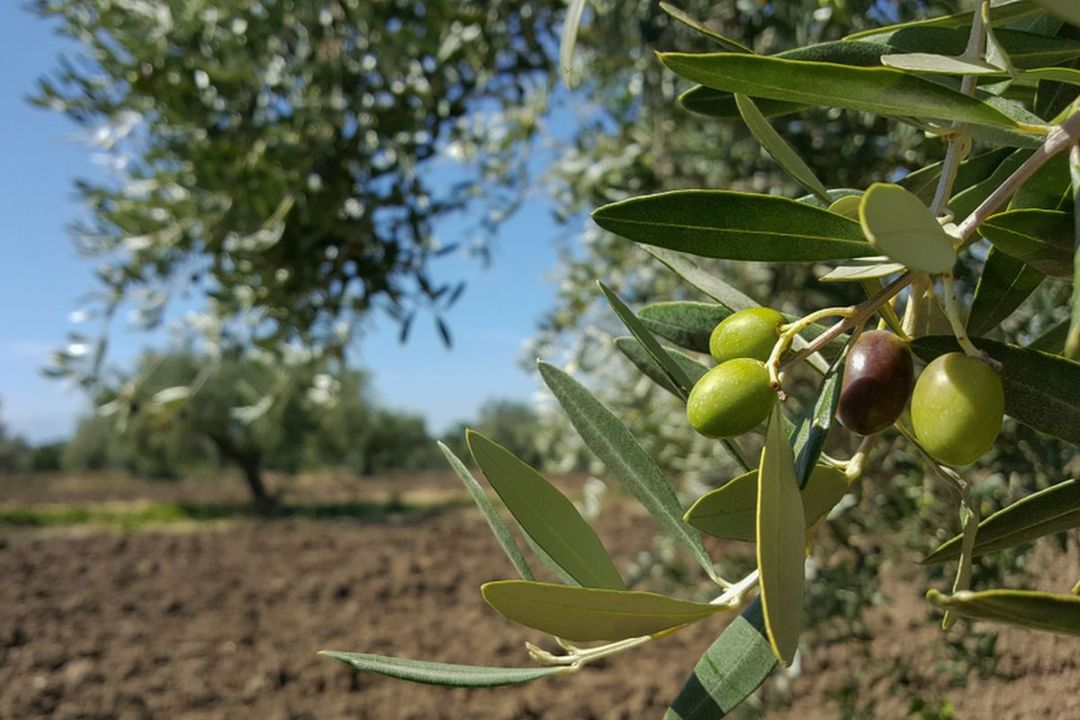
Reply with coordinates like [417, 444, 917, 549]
[639, 301, 731, 354]
[659, 1, 751, 52]
[600, 281, 694, 398]
[537, 361, 720, 582]
[592, 190, 872, 263]
[967, 248, 1045, 337]
[481, 580, 726, 642]
[881, 53, 1004, 75]
[791, 348, 847, 488]
[658, 53, 1021, 129]
[642, 247, 756, 311]
[911, 336, 1080, 446]
[642, 247, 832, 374]
[756, 404, 806, 665]
[438, 442, 534, 580]
[735, 94, 829, 202]
[859, 183, 957, 274]
[318, 651, 569, 687]
[467, 431, 624, 590]
[980, 209, 1074, 276]
[925, 479, 1080, 563]
[1032, 0, 1080, 25]
[901, 148, 1014, 205]
[1009, 151, 1072, 211]
[685, 465, 848, 542]
[1067, 147, 1080, 359]
[950, 149, 1030, 219]
[819, 257, 906, 283]
[846, 3, 1044, 42]
[664, 598, 776, 720]
[1022, 66, 1080, 87]
[614, 336, 709, 399]
[927, 588, 1080, 635]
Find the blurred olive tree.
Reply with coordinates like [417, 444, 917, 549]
[32, 0, 559, 379]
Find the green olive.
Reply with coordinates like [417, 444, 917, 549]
[709, 307, 786, 365]
[911, 352, 1005, 466]
[687, 358, 777, 438]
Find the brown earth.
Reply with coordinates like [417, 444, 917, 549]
[1, 472, 1077, 719]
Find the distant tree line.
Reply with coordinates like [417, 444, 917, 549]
[1, 353, 544, 502]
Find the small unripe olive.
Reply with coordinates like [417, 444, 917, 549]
[911, 352, 1005, 466]
[709, 307, 786, 365]
[836, 330, 914, 436]
[687, 358, 776, 438]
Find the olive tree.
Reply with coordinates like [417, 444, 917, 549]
[32, 0, 558, 383]
[322, 2, 1080, 715]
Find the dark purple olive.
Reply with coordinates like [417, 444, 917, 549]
[836, 330, 914, 436]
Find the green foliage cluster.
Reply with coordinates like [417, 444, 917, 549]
[323, 2, 1080, 716]
[33, 0, 559, 378]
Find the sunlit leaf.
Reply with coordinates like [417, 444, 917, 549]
[481, 580, 727, 642]
[614, 337, 708, 399]
[600, 281, 695, 398]
[881, 53, 1004, 75]
[642, 247, 756, 311]
[980, 209, 1074, 276]
[659, 1, 751, 52]
[819, 257, 906, 283]
[735, 94, 829, 202]
[538, 362, 720, 581]
[859, 183, 957, 274]
[664, 599, 776, 719]
[927, 588, 1080, 635]
[318, 651, 569, 687]
[1031, 0, 1080, 25]
[925, 479, 1080, 563]
[467, 431, 624, 589]
[438, 442, 534, 580]
[593, 191, 872, 262]
[659, 53, 1021, 129]
[756, 404, 806, 665]
[1067, 147, 1080, 359]
[639, 301, 731, 353]
[686, 465, 847, 542]
[911, 336, 1080, 446]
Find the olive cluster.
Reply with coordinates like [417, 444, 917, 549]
[687, 308, 1006, 466]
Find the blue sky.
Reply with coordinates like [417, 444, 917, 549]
[0, 5, 575, 443]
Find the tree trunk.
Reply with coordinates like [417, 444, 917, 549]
[241, 457, 270, 504]
[207, 432, 272, 505]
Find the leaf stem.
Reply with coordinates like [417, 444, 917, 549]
[768, 306, 852, 390]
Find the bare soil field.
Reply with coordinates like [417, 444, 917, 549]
[1, 472, 1077, 719]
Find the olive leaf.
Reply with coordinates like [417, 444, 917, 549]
[790, 346, 848, 488]
[685, 465, 848, 542]
[600, 281, 695, 398]
[927, 588, 1080, 636]
[538, 361, 721, 582]
[967, 247, 1044, 338]
[859, 183, 957, 274]
[664, 598, 776, 720]
[481, 580, 728, 642]
[438, 442, 534, 581]
[756, 404, 806, 665]
[614, 337, 709, 399]
[735, 94, 830, 202]
[924, 479, 1080, 563]
[639, 301, 732, 354]
[980, 209, 1074, 276]
[467, 431, 624, 590]
[1032, 0, 1080, 25]
[318, 651, 570, 687]
[592, 191, 872, 263]
[659, 53, 1020, 129]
